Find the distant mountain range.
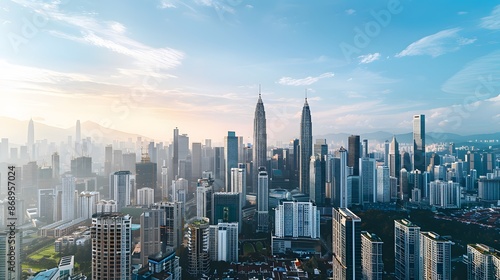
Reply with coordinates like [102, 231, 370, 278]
[1, 116, 145, 146]
[2, 116, 500, 146]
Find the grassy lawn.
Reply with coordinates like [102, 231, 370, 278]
[23, 243, 60, 274]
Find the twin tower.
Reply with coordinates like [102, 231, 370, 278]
[252, 94, 312, 193]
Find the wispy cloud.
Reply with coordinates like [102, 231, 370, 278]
[480, 5, 500, 30]
[345, 9, 356, 15]
[396, 28, 475, 58]
[159, 0, 177, 9]
[12, 0, 184, 77]
[358, 53, 380, 64]
[277, 72, 334, 86]
[457, 11, 468, 15]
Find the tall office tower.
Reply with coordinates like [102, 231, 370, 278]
[186, 218, 210, 278]
[401, 151, 412, 171]
[147, 142, 157, 164]
[300, 97, 313, 194]
[360, 157, 376, 204]
[27, 118, 34, 158]
[231, 165, 246, 207]
[429, 180, 461, 209]
[395, 219, 421, 280]
[122, 153, 136, 175]
[274, 200, 320, 238]
[377, 166, 390, 203]
[467, 244, 500, 280]
[339, 147, 349, 208]
[196, 179, 213, 219]
[61, 174, 75, 221]
[419, 232, 451, 280]
[178, 134, 189, 162]
[389, 136, 401, 179]
[140, 209, 162, 267]
[330, 156, 342, 207]
[225, 131, 239, 192]
[137, 187, 155, 206]
[153, 201, 183, 251]
[214, 147, 225, 183]
[191, 142, 202, 180]
[104, 145, 112, 177]
[348, 135, 361, 176]
[91, 213, 132, 280]
[384, 140, 390, 167]
[332, 207, 361, 280]
[212, 192, 241, 232]
[253, 93, 268, 191]
[75, 119, 81, 144]
[310, 155, 325, 205]
[209, 222, 239, 262]
[110, 171, 134, 211]
[172, 127, 179, 181]
[362, 139, 369, 158]
[291, 138, 300, 188]
[161, 164, 169, 200]
[0, 231, 21, 280]
[112, 150, 123, 172]
[361, 231, 384, 280]
[136, 153, 158, 201]
[467, 151, 482, 176]
[0, 138, 8, 161]
[400, 168, 409, 201]
[52, 152, 60, 180]
[314, 139, 328, 157]
[257, 167, 269, 232]
[413, 114, 426, 172]
[482, 152, 494, 175]
[38, 189, 56, 223]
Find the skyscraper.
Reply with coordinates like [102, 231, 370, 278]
[75, 119, 81, 144]
[467, 244, 500, 280]
[28, 118, 34, 158]
[339, 147, 349, 208]
[209, 222, 239, 263]
[136, 153, 158, 201]
[225, 131, 239, 192]
[413, 114, 425, 172]
[389, 136, 401, 179]
[104, 145, 113, 178]
[419, 232, 451, 280]
[52, 152, 60, 180]
[91, 213, 132, 280]
[231, 165, 246, 207]
[253, 93, 267, 193]
[140, 209, 162, 267]
[348, 135, 361, 176]
[257, 167, 269, 232]
[361, 231, 384, 280]
[191, 142, 202, 180]
[377, 166, 390, 203]
[153, 201, 183, 251]
[61, 174, 75, 222]
[212, 192, 241, 232]
[310, 155, 325, 205]
[395, 219, 420, 280]
[172, 127, 179, 181]
[300, 97, 312, 194]
[110, 171, 134, 211]
[360, 157, 376, 204]
[186, 218, 210, 277]
[332, 207, 361, 280]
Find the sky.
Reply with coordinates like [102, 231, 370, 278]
[1, 0, 500, 144]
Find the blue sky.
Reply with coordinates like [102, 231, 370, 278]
[1, 0, 500, 144]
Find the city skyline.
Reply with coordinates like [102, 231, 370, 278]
[2, 1, 500, 143]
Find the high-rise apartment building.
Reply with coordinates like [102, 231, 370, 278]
[361, 231, 383, 280]
[275, 201, 319, 239]
[419, 232, 451, 280]
[394, 219, 420, 280]
[140, 209, 162, 267]
[332, 207, 361, 280]
[467, 243, 500, 280]
[91, 213, 131, 280]
[186, 218, 210, 277]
